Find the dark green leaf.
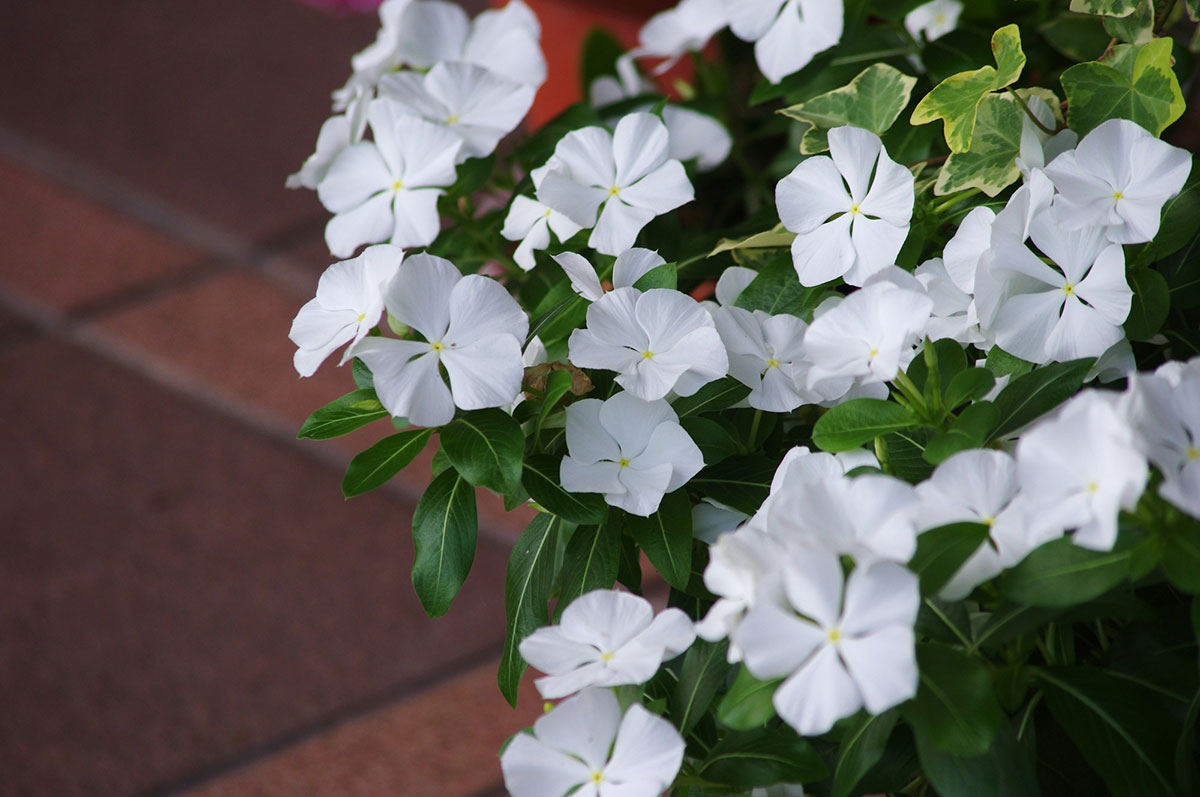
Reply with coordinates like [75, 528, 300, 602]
[909, 522, 990, 596]
[1037, 667, 1180, 797]
[1001, 537, 1132, 607]
[1124, 268, 1171, 341]
[944, 368, 996, 410]
[679, 416, 740, 466]
[579, 26, 627, 95]
[700, 727, 829, 787]
[616, 531, 642, 594]
[631, 263, 678, 291]
[625, 490, 694, 590]
[903, 643, 1002, 757]
[298, 388, 389, 440]
[916, 720, 1040, 797]
[833, 709, 900, 797]
[989, 358, 1094, 439]
[813, 399, 920, 452]
[691, 456, 776, 514]
[734, 252, 832, 319]
[440, 409, 525, 495]
[1039, 12, 1111, 62]
[883, 427, 936, 483]
[670, 377, 752, 417]
[1162, 523, 1200, 593]
[342, 428, 434, 497]
[352, 357, 374, 389]
[924, 403, 1000, 465]
[522, 454, 607, 524]
[534, 369, 573, 445]
[718, 666, 781, 730]
[557, 519, 620, 617]
[984, 346, 1033, 379]
[411, 468, 477, 617]
[498, 513, 560, 706]
[1147, 160, 1200, 260]
[673, 640, 730, 736]
[1061, 38, 1186, 136]
[444, 154, 494, 200]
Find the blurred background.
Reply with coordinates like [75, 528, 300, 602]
[0, 0, 663, 794]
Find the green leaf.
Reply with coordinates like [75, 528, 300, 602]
[341, 428, 434, 497]
[1061, 38, 1186, 136]
[557, 519, 620, 615]
[1125, 268, 1171, 340]
[298, 388, 389, 440]
[673, 640, 730, 736]
[883, 428, 936, 483]
[833, 709, 900, 797]
[813, 398, 920, 452]
[1039, 13, 1112, 62]
[522, 454, 608, 524]
[718, 667, 781, 730]
[616, 531, 642, 594]
[535, 369, 573, 445]
[444, 154, 494, 200]
[670, 377, 752, 417]
[680, 416, 740, 466]
[903, 643, 1003, 757]
[498, 513, 559, 706]
[411, 467, 477, 617]
[1037, 667, 1180, 796]
[631, 263, 678, 291]
[708, 224, 795, 257]
[579, 26, 627, 96]
[934, 92, 1024, 197]
[924, 402, 1000, 465]
[916, 720, 1040, 797]
[944, 368, 997, 410]
[984, 346, 1033, 379]
[691, 456, 776, 514]
[700, 727, 829, 787]
[1069, 0, 1140, 14]
[780, 63, 918, 154]
[625, 490, 694, 590]
[989, 358, 1094, 439]
[1102, 0, 1155, 43]
[733, 252, 833, 319]
[440, 409, 525, 495]
[1162, 524, 1200, 592]
[911, 24, 1025, 152]
[908, 522, 990, 596]
[1146, 159, 1200, 260]
[351, 357, 374, 389]
[1000, 537, 1132, 607]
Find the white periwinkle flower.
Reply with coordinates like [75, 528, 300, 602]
[695, 526, 784, 661]
[501, 688, 685, 797]
[777, 126, 914, 286]
[318, 101, 462, 256]
[982, 213, 1130, 364]
[736, 552, 919, 736]
[287, 114, 355, 191]
[1016, 390, 1148, 551]
[560, 391, 704, 517]
[727, 0, 844, 84]
[692, 498, 751, 544]
[555, 248, 665, 303]
[502, 194, 584, 271]
[915, 450, 1051, 600]
[289, 244, 403, 377]
[378, 62, 535, 161]
[713, 305, 809, 411]
[1124, 364, 1200, 519]
[538, 112, 695, 256]
[801, 280, 932, 388]
[520, 589, 696, 698]
[915, 257, 986, 346]
[1015, 94, 1077, 178]
[350, 253, 528, 427]
[904, 0, 962, 42]
[636, 0, 729, 65]
[1044, 118, 1191, 245]
[569, 287, 728, 401]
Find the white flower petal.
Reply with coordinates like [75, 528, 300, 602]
[773, 643, 862, 736]
[390, 188, 444, 248]
[555, 252, 605, 302]
[324, 190, 395, 258]
[612, 248, 666, 290]
[385, 252, 458, 342]
[613, 112, 672, 187]
[838, 624, 918, 714]
[441, 335, 525, 411]
[604, 704, 685, 791]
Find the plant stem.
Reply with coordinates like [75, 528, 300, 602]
[1007, 87, 1058, 135]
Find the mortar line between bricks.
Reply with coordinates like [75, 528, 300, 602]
[142, 645, 509, 797]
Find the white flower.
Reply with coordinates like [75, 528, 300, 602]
[350, 253, 528, 427]
[692, 498, 750, 544]
[1124, 365, 1200, 518]
[713, 305, 810, 411]
[520, 589, 696, 698]
[904, 0, 962, 42]
[980, 212, 1130, 364]
[377, 62, 535, 161]
[636, 0, 728, 65]
[695, 526, 785, 661]
[744, 445, 876, 535]
[711, 266, 759, 308]
[538, 112, 695, 256]
[287, 114, 355, 191]
[1044, 118, 1192, 245]
[569, 287, 728, 401]
[727, 0, 844, 84]
[502, 195, 584, 271]
[942, 206, 995, 294]
[914, 257, 986, 346]
[766, 472, 921, 563]
[777, 126, 914, 286]
[555, 248, 665, 302]
[501, 688, 684, 797]
[801, 280, 932, 388]
[736, 553, 919, 736]
[1016, 390, 1148, 551]
[1014, 94, 1076, 178]
[560, 391, 704, 516]
[289, 245, 403, 377]
[916, 450, 1053, 600]
[318, 101, 462, 256]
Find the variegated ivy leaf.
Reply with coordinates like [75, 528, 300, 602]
[1102, 0, 1154, 43]
[934, 93, 1024, 197]
[1061, 37, 1185, 136]
[709, 223, 795, 257]
[1069, 0, 1140, 16]
[911, 25, 1025, 152]
[779, 63, 918, 155]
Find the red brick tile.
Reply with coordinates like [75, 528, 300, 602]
[187, 660, 543, 797]
[0, 159, 201, 313]
[0, 337, 513, 795]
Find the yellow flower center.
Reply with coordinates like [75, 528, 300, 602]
[391, 179, 405, 191]
[430, 341, 445, 353]
[849, 203, 861, 215]
[609, 185, 621, 196]
[1112, 191, 1124, 201]
[766, 358, 780, 369]
[1187, 446, 1199, 461]
[544, 208, 552, 218]
[1063, 282, 1075, 296]
[445, 114, 459, 124]
[1086, 480, 1100, 494]
[356, 312, 367, 323]
[600, 651, 615, 661]
[868, 348, 880, 358]
[617, 458, 631, 469]
[982, 516, 996, 527]
[934, 13, 946, 23]
[642, 350, 654, 360]
[826, 627, 842, 643]
[591, 771, 605, 785]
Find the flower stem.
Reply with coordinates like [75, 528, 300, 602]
[1006, 87, 1057, 136]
